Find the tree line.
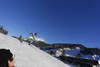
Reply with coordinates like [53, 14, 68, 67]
[0, 26, 8, 35]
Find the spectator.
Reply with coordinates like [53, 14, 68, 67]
[0, 49, 15, 67]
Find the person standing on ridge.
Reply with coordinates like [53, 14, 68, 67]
[19, 35, 22, 43]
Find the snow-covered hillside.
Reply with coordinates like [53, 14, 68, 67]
[35, 37, 47, 43]
[0, 33, 76, 67]
[65, 48, 100, 60]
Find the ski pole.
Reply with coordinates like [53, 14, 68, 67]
[25, 28, 30, 34]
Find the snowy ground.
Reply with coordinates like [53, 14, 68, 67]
[0, 33, 76, 67]
[65, 48, 100, 60]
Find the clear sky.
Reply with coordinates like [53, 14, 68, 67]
[0, 0, 100, 48]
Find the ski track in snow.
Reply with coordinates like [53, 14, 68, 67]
[0, 33, 76, 67]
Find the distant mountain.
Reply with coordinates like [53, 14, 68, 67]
[26, 37, 100, 58]
[51, 43, 87, 49]
[80, 48, 100, 55]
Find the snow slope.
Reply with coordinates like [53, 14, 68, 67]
[65, 48, 100, 60]
[0, 33, 75, 67]
[35, 37, 47, 43]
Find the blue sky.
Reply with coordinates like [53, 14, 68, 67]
[0, 0, 100, 48]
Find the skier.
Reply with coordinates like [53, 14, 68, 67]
[27, 33, 38, 45]
[27, 36, 34, 44]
